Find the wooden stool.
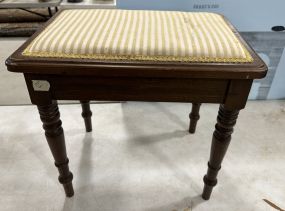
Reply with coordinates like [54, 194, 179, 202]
[6, 9, 267, 200]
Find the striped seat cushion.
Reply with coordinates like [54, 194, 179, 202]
[23, 9, 253, 63]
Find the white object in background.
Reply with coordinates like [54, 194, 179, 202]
[60, 0, 116, 9]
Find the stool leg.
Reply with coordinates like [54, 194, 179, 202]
[189, 103, 201, 134]
[80, 101, 92, 132]
[202, 105, 239, 200]
[37, 101, 74, 197]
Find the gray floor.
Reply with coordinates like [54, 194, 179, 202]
[0, 37, 29, 105]
[0, 101, 284, 211]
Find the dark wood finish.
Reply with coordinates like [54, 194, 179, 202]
[45, 75, 228, 103]
[189, 103, 201, 133]
[37, 100, 74, 197]
[202, 105, 239, 200]
[5, 9, 268, 200]
[80, 101, 92, 132]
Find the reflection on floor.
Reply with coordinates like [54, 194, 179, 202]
[0, 101, 284, 211]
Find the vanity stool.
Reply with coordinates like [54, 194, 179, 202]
[6, 9, 267, 200]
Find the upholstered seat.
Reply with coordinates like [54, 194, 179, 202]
[23, 9, 253, 63]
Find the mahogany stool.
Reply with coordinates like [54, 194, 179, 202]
[6, 9, 267, 200]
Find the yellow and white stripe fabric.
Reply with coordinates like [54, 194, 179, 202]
[23, 9, 253, 63]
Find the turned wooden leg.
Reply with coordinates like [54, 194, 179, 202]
[37, 101, 74, 197]
[80, 101, 92, 132]
[189, 103, 201, 133]
[202, 104, 239, 200]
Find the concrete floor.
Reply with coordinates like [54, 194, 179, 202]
[0, 38, 29, 105]
[0, 101, 284, 211]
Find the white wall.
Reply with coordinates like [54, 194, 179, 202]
[118, 0, 285, 32]
[268, 49, 285, 99]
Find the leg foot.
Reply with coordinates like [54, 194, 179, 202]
[80, 101, 92, 132]
[37, 101, 74, 197]
[189, 103, 201, 133]
[63, 182, 74, 197]
[202, 104, 239, 200]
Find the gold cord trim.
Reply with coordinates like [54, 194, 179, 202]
[22, 48, 253, 63]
